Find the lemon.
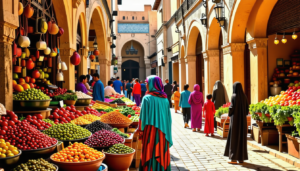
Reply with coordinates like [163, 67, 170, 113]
[3, 146, 8, 150]
[5, 142, 10, 146]
[7, 153, 14, 157]
[2, 149, 6, 154]
[0, 154, 6, 158]
[0, 139, 5, 143]
[0, 142, 5, 148]
[12, 150, 19, 155]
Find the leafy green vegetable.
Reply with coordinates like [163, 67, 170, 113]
[112, 128, 129, 138]
[104, 108, 115, 112]
[53, 94, 78, 101]
[120, 107, 135, 117]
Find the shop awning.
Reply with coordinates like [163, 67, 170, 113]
[147, 52, 157, 59]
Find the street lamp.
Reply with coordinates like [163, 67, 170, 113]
[93, 38, 98, 49]
[214, 3, 225, 27]
[200, 13, 207, 27]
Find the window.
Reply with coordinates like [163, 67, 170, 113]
[132, 16, 134, 20]
[123, 16, 125, 20]
[142, 16, 145, 20]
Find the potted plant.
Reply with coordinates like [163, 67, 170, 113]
[286, 131, 300, 158]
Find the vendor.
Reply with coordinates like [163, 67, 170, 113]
[104, 81, 119, 96]
[76, 75, 88, 94]
[92, 73, 105, 101]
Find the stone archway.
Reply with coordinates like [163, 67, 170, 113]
[122, 60, 140, 81]
[119, 40, 146, 81]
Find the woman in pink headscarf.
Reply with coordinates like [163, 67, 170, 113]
[188, 84, 204, 132]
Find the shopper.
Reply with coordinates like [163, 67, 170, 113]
[179, 84, 191, 128]
[188, 84, 204, 132]
[173, 86, 181, 113]
[203, 94, 215, 136]
[92, 73, 105, 102]
[126, 80, 133, 99]
[104, 80, 118, 96]
[113, 77, 123, 94]
[140, 80, 147, 101]
[75, 75, 88, 94]
[224, 82, 249, 164]
[132, 79, 141, 106]
[164, 79, 173, 108]
[139, 75, 173, 171]
[212, 80, 226, 130]
[172, 81, 179, 93]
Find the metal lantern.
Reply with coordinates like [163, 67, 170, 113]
[214, 3, 225, 27]
[61, 62, 68, 71]
[126, 41, 138, 55]
[200, 13, 207, 27]
[93, 38, 98, 49]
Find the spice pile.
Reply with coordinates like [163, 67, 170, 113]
[85, 121, 112, 133]
[85, 130, 124, 147]
[100, 111, 132, 124]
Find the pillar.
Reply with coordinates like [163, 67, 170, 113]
[247, 38, 268, 104]
[145, 63, 151, 78]
[0, 22, 17, 110]
[203, 50, 220, 94]
[162, 56, 167, 81]
[222, 43, 245, 99]
[79, 47, 89, 76]
[61, 48, 76, 90]
[185, 55, 197, 90]
[99, 58, 109, 87]
[179, 58, 186, 91]
[173, 62, 179, 84]
[107, 59, 111, 81]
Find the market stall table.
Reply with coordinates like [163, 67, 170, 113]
[75, 104, 92, 111]
[14, 108, 52, 119]
[256, 120, 279, 146]
[276, 124, 296, 152]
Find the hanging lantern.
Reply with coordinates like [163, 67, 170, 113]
[61, 62, 68, 71]
[281, 33, 287, 44]
[213, 3, 225, 27]
[90, 54, 95, 61]
[57, 27, 64, 37]
[292, 30, 298, 40]
[200, 13, 207, 27]
[274, 33, 279, 45]
[56, 71, 64, 81]
[70, 51, 81, 66]
[93, 49, 99, 56]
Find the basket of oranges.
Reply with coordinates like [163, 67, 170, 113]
[50, 142, 105, 171]
[0, 139, 22, 167]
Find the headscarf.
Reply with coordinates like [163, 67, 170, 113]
[212, 80, 226, 109]
[230, 82, 249, 113]
[145, 75, 167, 98]
[190, 84, 203, 104]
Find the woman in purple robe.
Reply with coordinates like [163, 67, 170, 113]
[188, 84, 204, 132]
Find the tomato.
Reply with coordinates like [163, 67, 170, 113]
[1, 121, 8, 127]
[35, 114, 43, 120]
[0, 130, 6, 135]
[8, 121, 15, 126]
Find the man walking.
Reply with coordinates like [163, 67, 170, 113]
[126, 80, 133, 99]
[132, 79, 141, 106]
[164, 79, 173, 108]
[113, 76, 123, 94]
[140, 80, 147, 101]
[92, 73, 105, 102]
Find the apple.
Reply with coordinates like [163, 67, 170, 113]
[18, 78, 25, 84]
[22, 84, 30, 90]
[29, 83, 34, 88]
[25, 76, 31, 83]
[13, 80, 17, 88]
[30, 78, 35, 83]
[14, 84, 24, 92]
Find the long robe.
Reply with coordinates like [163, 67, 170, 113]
[212, 81, 226, 128]
[203, 100, 215, 134]
[188, 85, 204, 129]
[224, 82, 249, 161]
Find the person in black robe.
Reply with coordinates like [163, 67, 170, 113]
[212, 80, 226, 130]
[224, 82, 249, 164]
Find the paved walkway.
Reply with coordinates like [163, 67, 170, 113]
[169, 110, 299, 171]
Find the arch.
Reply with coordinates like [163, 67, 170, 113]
[246, 0, 277, 39]
[207, 18, 221, 50]
[89, 6, 107, 59]
[186, 21, 204, 56]
[52, 0, 71, 48]
[118, 38, 148, 60]
[75, 2, 88, 48]
[121, 60, 140, 81]
[228, 0, 256, 43]
[180, 45, 185, 59]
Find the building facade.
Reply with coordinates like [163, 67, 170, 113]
[1, 0, 113, 110]
[114, 5, 157, 81]
[154, 0, 299, 104]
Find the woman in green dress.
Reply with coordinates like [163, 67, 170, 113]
[139, 75, 173, 171]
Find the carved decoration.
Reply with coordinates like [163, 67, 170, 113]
[222, 43, 245, 55]
[60, 48, 76, 56]
[186, 55, 197, 62]
[99, 59, 108, 64]
[79, 48, 89, 58]
[207, 50, 219, 57]
[0, 22, 17, 44]
[73, 0, 82, 8]
[202, 52, 208, 59]
[247, 38, 268, 50]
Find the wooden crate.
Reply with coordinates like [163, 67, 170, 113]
[252, 124, 261, 143]
[262, 129, 279, 145]
[286, 134, 300, 158]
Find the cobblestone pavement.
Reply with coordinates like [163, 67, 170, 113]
[169, 110, 300, 171]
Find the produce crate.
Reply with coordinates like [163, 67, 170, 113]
[262, 129, 279, 145]
[216, 114, 230, 138]
[252, 124, 261, 143]
[256, 120, 277, 146]
[276, 124, 296, 152]
[286, 134, 299, 158]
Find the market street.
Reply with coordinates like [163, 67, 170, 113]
[167, 109, 299, 171]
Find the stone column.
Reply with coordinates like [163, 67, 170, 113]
[79, 47, 89, 76]
[0, 22, 17, 110]
[60, 48, 76, 90]
[247, 38, 268, 104]
[145, 63, 151, 78]
[107, 60, 111, 81]
[99, 59, 109, 86]
[173, 62, 179, 84]
[222, 43, 245, 98]
[204, 50, 220, 94]
[179, 58, 186, 91]
[162, 56, 168, 81]
[185, 55, 197, 89]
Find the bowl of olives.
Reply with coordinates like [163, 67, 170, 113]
[12, 158, 58, 171]
[103, 144, 135, 170]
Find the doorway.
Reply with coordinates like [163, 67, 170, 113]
[244, 43, 251, 103]
[196, 34, 204, 92]
[122, 60, 140, 81]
